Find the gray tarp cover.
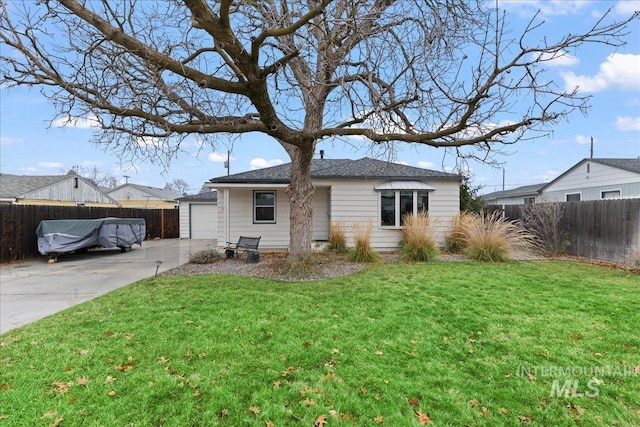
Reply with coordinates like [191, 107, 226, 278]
[36, 218, 146, 256]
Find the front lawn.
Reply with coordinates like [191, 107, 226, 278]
[1, 261, 638, 426]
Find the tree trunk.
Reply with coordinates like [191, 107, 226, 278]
[283, 142, 315, 256]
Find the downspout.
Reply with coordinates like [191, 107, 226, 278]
[224, 189, 230, 247]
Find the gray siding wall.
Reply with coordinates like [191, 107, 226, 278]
[23, 177, 114, 204]
[542, 161, 640, 201]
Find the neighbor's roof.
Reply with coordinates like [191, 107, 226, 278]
[0, 173, 112, 200]
[481, 183, 545, 200]
[177, 190, 218, 202]
[587, 158, 640, 175]
[0, 174, 70, 198]
[209, 157, 460, 184]
[109, 183, 182, 201]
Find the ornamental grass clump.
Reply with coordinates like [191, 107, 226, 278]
[347, 221, 381, 263]
[188, 248, 220, 264]
[462, 211, 535, 262]
[445, 212, 473, 253]
[327, 220, 348, 253]
[399, 212, 439, 261]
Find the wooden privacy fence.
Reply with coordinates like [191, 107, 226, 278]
[486, 199, 640, 264]
[0, 205, 179, 263]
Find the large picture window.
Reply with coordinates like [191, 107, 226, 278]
[254, 191, 276, 223]
[380, 190, 430, 227]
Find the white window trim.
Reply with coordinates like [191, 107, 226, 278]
[565, 192, 582, 202]
[600, 189, 622, 199]
[378, 189, 431, 228]
[253, 190, 276, 224]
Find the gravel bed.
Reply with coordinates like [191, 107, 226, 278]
[160, 252, 366, 282]
[159, 251, 547, 282]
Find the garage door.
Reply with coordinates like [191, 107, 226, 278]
[190, 204, 217, 239]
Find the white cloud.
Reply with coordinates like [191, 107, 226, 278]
[627, 98, 640, 107]
[0, 136, 24, 145]
[614, 1, 640, 15]
[38, 161, 64, 169]
[135, 136, 163, 148]
[575, 135, 594, 145]
[250, 158, 283, 170]
[500, 1, 589, 16]
[561, 53, 640, 92]
[417, 160, 434, 168]
[209, 151, 234, 162]
[53, 115, 99, 129]
[615, 116, 640, 131]
[393, 160, 409, 166]
[533, 50, 579, 67]
[534, 170, 559, 182]
[19, 166, 37, 173]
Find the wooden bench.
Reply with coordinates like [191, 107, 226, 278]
[224, 236, 261, 263]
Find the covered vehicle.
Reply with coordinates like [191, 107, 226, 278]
[36, 217, 146, 261]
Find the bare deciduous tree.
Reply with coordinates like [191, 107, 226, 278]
[164, 178, 190, 196]
[79, 165, 119, 189]
[1, 0, 637, 254]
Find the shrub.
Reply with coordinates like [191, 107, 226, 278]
[282, 252, 324, 278]
[399, 212, 439, 261]
[445, 212, 472, 253]
[327, 221, 349, 253]
[347, 221, 381, 263]
[519, 201, 570, 256]
[462, 211, 535, 262]
[189, 248, 220, 264]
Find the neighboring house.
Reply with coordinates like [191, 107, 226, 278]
[540, 158, 640, 202]
[207, 157, 461, 251]
[107, 183, 181, 209]
[177, 189, 218, 239]
[482, 183, 545, 206]
[481, 158, 640, 205]
[0, 172, 120, 207]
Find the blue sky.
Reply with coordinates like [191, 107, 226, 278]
[1, 0, 639, 195]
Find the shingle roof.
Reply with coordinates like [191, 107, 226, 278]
[1, 173, 72, 198]
[481, 183, 545, 200]
[110, 183, 182, 201]
[177, 190, 218, 202]
[590, 158, 640, 174]
[209, 157, 460, 183]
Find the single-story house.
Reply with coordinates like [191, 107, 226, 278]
[207, 157, 461, 251]
[177, 189, 218, 239]
[107, 183, 181, 209]
[0, 171, 120, 207]
[481, 183, 545, 206]
[540, 158, 640, 202]
[481, 158, 640, 205]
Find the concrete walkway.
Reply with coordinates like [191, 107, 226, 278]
[0, 239, 214, 334]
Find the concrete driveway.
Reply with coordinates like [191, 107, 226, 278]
[0, 239, 215, 334]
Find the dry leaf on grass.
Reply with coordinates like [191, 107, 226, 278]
[416, 409, 432, 424]
[314, 414, 327, 426]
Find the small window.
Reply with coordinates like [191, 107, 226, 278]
[254, 191, 276, 223]
[566, 193, 581, 202]
[524, 197, 535, 205]
[601, 190, 621, 199]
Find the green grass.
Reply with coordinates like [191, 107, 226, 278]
[1, 261, 639, 426]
